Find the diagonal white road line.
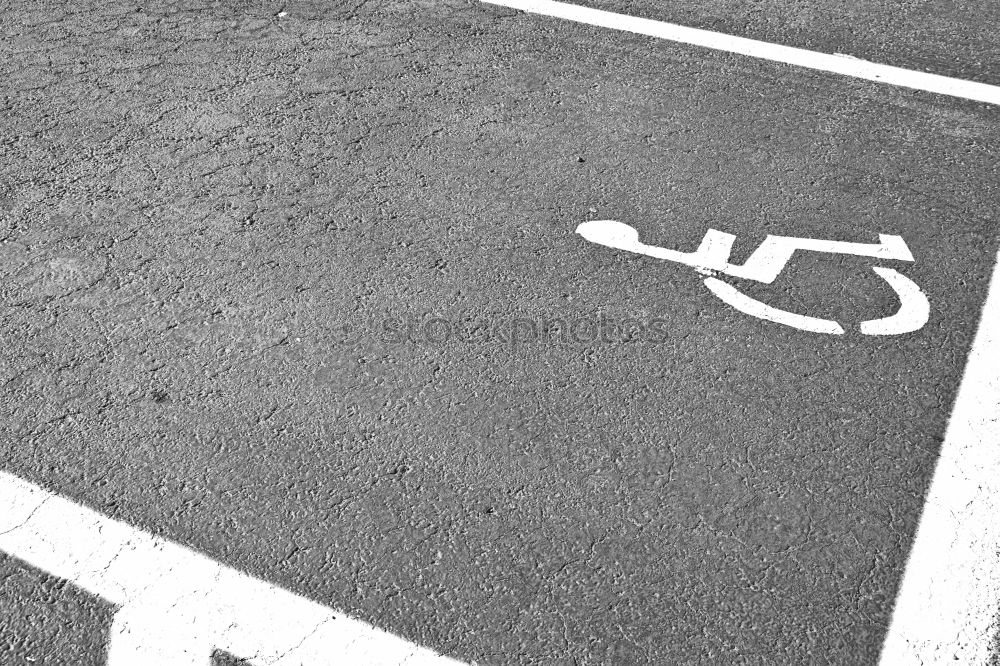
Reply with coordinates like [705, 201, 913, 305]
[0, 472, 466, 666]
[880, 251, 1000, 665]
[481, 0, 1000, 105]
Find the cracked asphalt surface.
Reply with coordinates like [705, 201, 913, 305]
[2, 0, 999, 664]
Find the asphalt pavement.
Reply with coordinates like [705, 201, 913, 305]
[2, 0, 999, 664]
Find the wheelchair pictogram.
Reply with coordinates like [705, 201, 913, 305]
[577, 220, 929, 335]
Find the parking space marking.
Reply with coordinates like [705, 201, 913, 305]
[879, 251, 1000, 665]
[577, 220, 929, 335]
[482, 0, 1000, 105]
[702, 277, 846, 334]
[0, 472, 465, 666]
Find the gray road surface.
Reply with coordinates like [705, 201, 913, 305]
[2, 0, 999, 664]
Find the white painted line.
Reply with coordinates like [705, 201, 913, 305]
[0, 472, 466, 666]
[725, 234, 914, 285]
[576, 220, 731, 273]
[482, 0, 1000, 106]
[860, 267, 929, 336]
[703, 276, 845, 335]
[879, 250, 1000, 665]
[577, 220, 918, 286]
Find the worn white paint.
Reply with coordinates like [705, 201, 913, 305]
[879, 251, 1000, 665]
[724, 234, 913, 285]
[0, 472, 465, 666]
[577, 220, 927, 335]
[860, 267, 930, 336]
[576, 220, 732, 273]
[703, 277, 846, 334]
[481, 0, 1000, 106]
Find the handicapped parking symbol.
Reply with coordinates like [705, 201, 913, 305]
[577, 220, 929, 335]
